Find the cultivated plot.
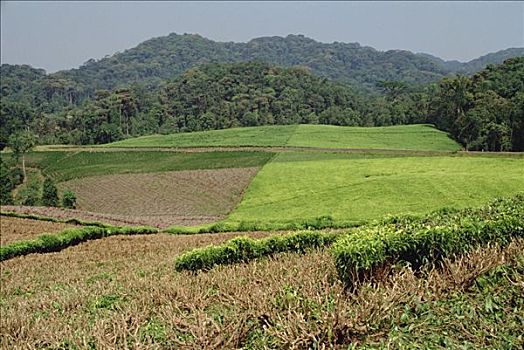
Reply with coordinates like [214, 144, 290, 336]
[0, 216, 77, 246]
[59, 167, 260, 227]
[227, 153, 524, 225]
[1, 231, 521, 349]
[106, 125, 297, 148]
[287, 124, 461, 151]
[104, 124, 461, 151]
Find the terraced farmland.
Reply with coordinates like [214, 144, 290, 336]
[225, 153, 524, 226]
[0, 216, 78, 246]
[58, 167, 260, 227]
[105, 124, 462, 151]
[2, 124, 523, 349]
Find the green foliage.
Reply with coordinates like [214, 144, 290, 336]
[61, 191, 77, 209]
[429, 57, 524, 151]
[166, 215, 355, 235]
[26, 150, 273, 182]
[174, 231, 338, 272]
[0, 225, 158, 261]
[109, 124, 461, 151]
[332, 194, 524, 286]
[42, 177, 59, 207]
[15, 174, 42, 206]
[0, 158, 14, 204]
[108, 125, 297, 148]
[227, 153, 524, 225]
[8, 130, 36, 161]
[1, 34, 522, 149]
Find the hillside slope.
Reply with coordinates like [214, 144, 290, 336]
[54, 33, 523, 92]
[106, 124, 462, 151]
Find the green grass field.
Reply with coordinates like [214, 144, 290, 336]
[225, 152, 524, 225]
[24, 151, 273, 181]
[288, 124, 461, 151]
[106, 125, 297, 148]
[105, 124, 462, 151]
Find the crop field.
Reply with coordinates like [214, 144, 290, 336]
[1, 228, 522, 348]
[23, 150, 272, 182]
[58, 167, 260, 227]
[106, 125, 297, 148]
[105, 124, 462, 151]
[226, 153, 524, 225]
[2, 124, 523, 348]
[0, 216, 77, 246]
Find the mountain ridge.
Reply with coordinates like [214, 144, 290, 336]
[41, 33, 522, 93]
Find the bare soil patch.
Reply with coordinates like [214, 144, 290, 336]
[57, 167, 259, 227]
[0, 216, 77, 246]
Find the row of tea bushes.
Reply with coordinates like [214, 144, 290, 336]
[174, 194, 524, 282]
[166, 215, 361, 235]
[332, 194, 524, 286]
[0, 225, 158, 261]
[174, 231, 338, 272]
[0, 211, 112, 228]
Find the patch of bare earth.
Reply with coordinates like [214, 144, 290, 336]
[0, 216, 77, 246]
[0, 232, 522, 349]
[56, 167, 259, 228]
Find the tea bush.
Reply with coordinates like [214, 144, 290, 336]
[174, 231, 338, 272]
[0, 225, 158, 261]
[332, 194, 524, 286]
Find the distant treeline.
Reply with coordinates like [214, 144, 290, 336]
[1, 57, 523, 151]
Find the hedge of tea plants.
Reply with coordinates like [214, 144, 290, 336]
[332, 194, 524, 285]
[0, 225, 158, 261]
[174, 230, 338, 272]
[174, 195, 524, 284]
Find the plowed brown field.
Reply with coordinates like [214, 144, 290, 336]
[51, 167, 259, 227]
[0, 216, 77, 246]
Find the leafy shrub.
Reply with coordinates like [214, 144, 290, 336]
[10, 167, 24, 186]
[62, 190, 77, 209]
[332, 194, 524, 287]
[42, 177, 59, 207]
[0, 225, 158, 261]
[166, 215, 359, 235]
[174, 231, 338, 272]
[0, 159, 14, 205]
[19, 177, 41, 206]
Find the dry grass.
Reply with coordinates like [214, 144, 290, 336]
[0, 233, 522, 349]
[0, 216, 77, 246]
[57, 167, 260, 227]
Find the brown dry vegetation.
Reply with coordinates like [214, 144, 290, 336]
[0, 216, 77, 246]
[1, 231, 522, 349]
[57, 167, 259, 227]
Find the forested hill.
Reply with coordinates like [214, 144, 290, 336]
[42, 33, 524, 93]
[418, 47, 524, 75]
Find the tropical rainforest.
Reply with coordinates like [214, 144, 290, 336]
[1, 33, 523, 151]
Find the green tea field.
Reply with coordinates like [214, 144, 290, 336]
[2, 124, 523, 349]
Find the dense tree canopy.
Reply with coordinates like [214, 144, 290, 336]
[428, 57, 524, 151]
[0, 37, 522, 151]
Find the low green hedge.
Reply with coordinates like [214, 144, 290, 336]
[166, 215, 361, 235]
[174, 230, 338, 272]
[0, 211, 111, 228]
[0, 225, 158, 261]
[332, 194, 524, 286]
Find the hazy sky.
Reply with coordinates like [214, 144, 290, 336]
[1, 1, 523, 73]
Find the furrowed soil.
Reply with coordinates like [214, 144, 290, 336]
[0, 216, 78, 246]
[1, 232, 521, 349]
[57, 167, 259, 227]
